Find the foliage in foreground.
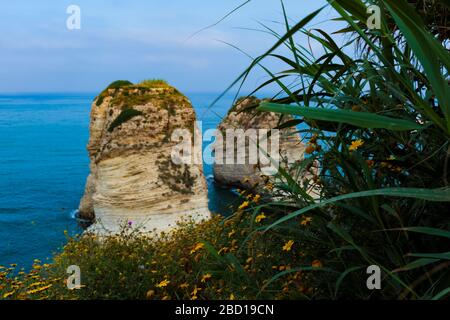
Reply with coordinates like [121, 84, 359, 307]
[216, 0, 450, 299]
[0, 200, 326, 300]
[2, 0, 450, 300]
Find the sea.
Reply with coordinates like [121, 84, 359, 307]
[0, 92, 241, 269]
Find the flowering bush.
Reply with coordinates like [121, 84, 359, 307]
[1, 195, 325, 300]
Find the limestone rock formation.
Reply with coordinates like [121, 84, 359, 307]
[78, 80, 210, 234]
[213, 97, 309, 191]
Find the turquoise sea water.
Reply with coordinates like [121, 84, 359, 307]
[0, 92, 239, 269]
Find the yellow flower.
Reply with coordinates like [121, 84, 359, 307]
[28, 281, 46, 288]
[229, 293, 235, 300]
[349, 139, 364, 151]
[253, 194, 261, 203]
[305, 144, 316, 154]
[179, 283, 189, 289]
[265, 183, 274, 190]
[190, 242, 205, 254]
[255, 214, 267, 223]
[312, 260, 323, 268]
[2, 291, 15, 299]
[156, 279, 170, 288]
[201, 273, 212, 283]
[191, 286, 201, 299]
[300, 217, 313, 226]
[282, 240, 295, 252]
[238, 201, 249, 210]
[26, 284, 52, 295]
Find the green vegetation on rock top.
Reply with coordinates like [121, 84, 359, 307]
[108, 108, 143, 132]
[94, 78, 188, 109]
[138, 79, 169, 88]
[95, 80, 134, 106]
[107, 80, 134, 89]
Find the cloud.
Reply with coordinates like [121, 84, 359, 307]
[0, 0, 333, 92]
[142, 54, 210, 68]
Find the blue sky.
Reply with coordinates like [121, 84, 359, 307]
[0, 0, 334, 93]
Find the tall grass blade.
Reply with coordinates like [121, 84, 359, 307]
[265, 188, 450, 231]
[259, 102, 423, 131]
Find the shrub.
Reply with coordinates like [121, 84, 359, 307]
[139, 79, 169, 88]
[0, 203, 324, 300]
[107, 80, 133, 89]
[108, 108, 143, 132]
[95, 80, 133, 106]
[224, 0, 450, 299]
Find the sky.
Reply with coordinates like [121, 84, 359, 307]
[0, 0, 335, 93]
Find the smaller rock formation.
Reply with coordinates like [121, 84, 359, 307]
[213, 97, 314, 193]
[78, 80, 210, 234]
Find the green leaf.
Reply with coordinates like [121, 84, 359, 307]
[407, 252, 450, 260]
[432, 287, 450, 300]
[396, 258, 439, 272]
[264, 188, 450, 231]
[202, 241, 225, 263]
[333, 0, 368, 22]
[335, 266, 364, 298]
[383, 0, 450, 130]
[258, 102, 423, 131]
[328, 0, 448, 133]
[275, 119, 304, 130]
[258, 266, 334, 297]
[208, 6, 324, 111]
[398, 227, 450, 239]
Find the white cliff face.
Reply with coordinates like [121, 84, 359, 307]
[79, 81, 210, 234]
[213, 97, 312, 192]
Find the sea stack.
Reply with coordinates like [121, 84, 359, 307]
[78, 80, 210, 234]
[213, 96, 309, 190]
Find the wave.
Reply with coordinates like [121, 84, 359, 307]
[69, 209, 79, 219]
